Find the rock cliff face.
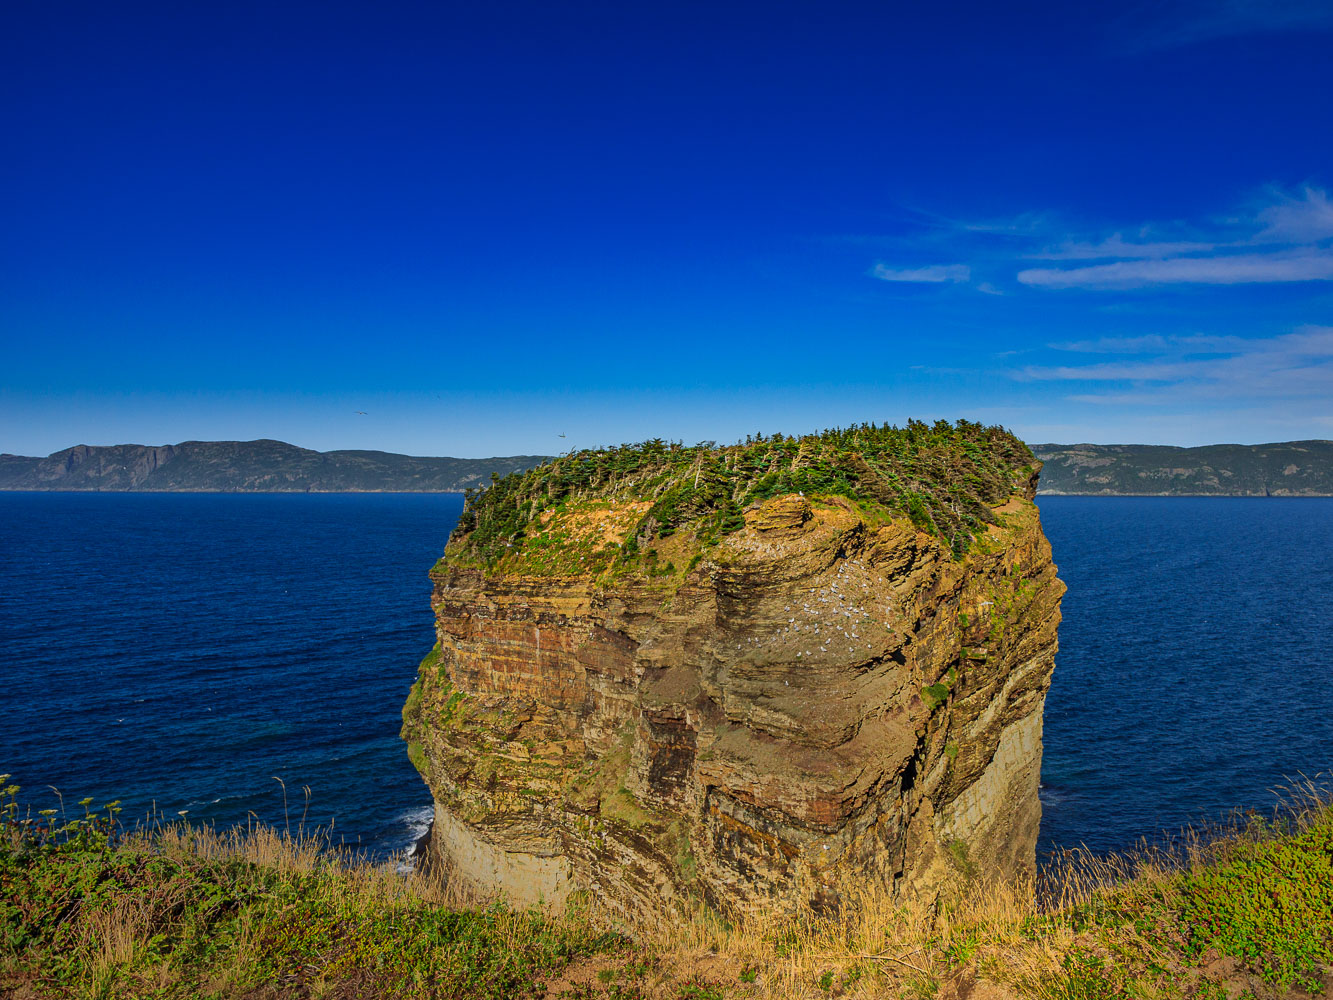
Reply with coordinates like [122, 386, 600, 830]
[402, 424, 1063, 922]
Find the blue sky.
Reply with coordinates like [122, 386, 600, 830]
[4, 0, 1332, 456]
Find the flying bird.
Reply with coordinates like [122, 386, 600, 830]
[558, 433, 566, 438]
[355, 411, 367, 415]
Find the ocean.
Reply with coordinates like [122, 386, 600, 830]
[0, 492, 458, 857]
[1035, 496, 1333, 856]
[2, 492, 1329, 861]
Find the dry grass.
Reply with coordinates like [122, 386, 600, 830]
[1, 786, 617, 999]
[147, 818, 469, 910]
[5, 778, 1331, 998]
[635, 873, 1046, 999]
[602, 779, 1333, 999]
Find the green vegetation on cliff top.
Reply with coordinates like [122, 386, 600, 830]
[446, 420, 1036, 568]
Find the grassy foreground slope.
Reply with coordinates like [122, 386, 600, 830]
[3, 779, 1331, 999]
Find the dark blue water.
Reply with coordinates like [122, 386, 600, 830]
[0, 492, 463, 857]
[3, 493, 1330, 861]
[1036, 497, 1333, 858]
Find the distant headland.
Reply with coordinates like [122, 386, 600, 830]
[0, 440, 551, 493]
[3, 438, 1331, 495]
[1031, 441, 1333, 496]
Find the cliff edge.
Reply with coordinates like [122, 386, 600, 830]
[402, 421, 1064, 922]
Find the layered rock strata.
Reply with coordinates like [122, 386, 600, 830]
[403, 462, 1063, 922]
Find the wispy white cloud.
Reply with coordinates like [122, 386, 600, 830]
[1051, 333, 1270, 355]
[871, 263, 971, 283]
[1015, 327, 1333, 407]
[949, 213, 1054, 236]
[1254, 185, 1333, 243]
[862, 184, 1333, 294]
[1049, 334, 1175, 354]
[1011, 186, 1333, 289]
[1018, 249, 1333, 289]
[1129, 0, 1333, 51]
[1027, 234, 1218, 261]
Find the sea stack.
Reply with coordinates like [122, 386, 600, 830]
[402, 422, 1064, 923]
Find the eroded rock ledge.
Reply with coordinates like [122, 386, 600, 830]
[402, 425, 1063, 922]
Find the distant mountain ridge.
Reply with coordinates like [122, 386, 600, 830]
[1031, 441, 1333, 496]
[0, 440, 552, 493]
[6, 438, 1331, 496]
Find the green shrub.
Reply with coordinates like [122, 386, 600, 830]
[1175, 819, 1333, 989]
[1048, 949, 1124, 1000]
[923, 683, 950, 710]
